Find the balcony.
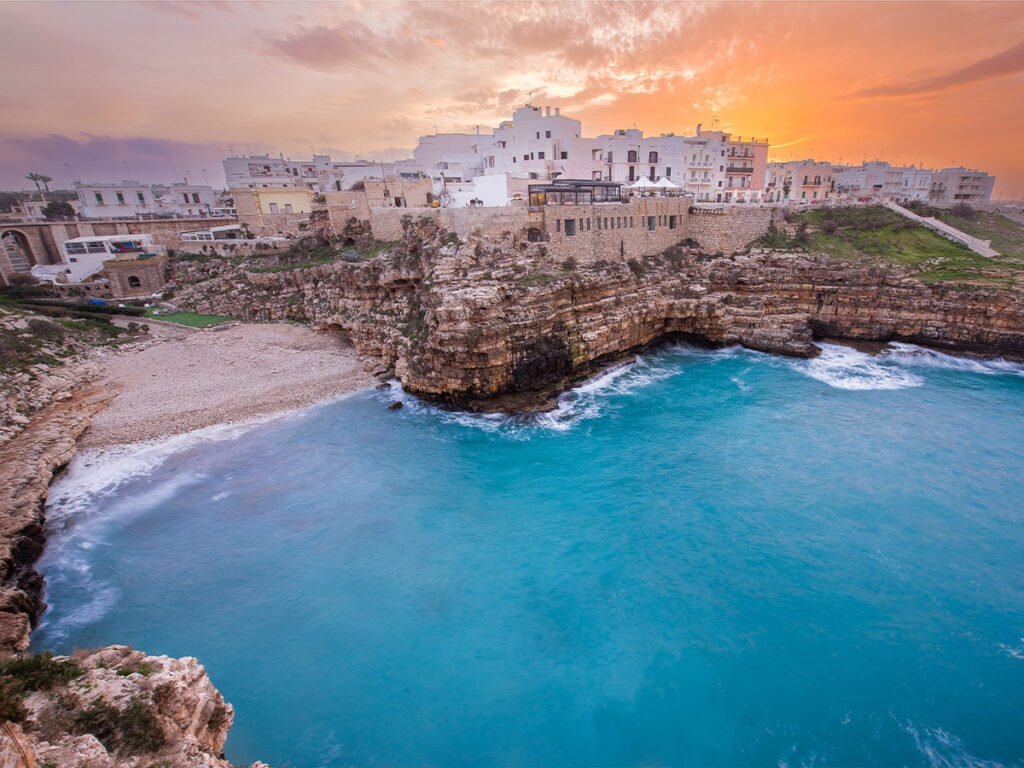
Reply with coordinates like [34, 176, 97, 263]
[726, 166, 754, 174]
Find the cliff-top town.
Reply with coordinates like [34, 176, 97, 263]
[1, 102, 1003, 296]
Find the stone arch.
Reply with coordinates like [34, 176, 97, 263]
[1, 229, 37, 271]
[527, 227, 544, 243]
[127, 275, 142, 288]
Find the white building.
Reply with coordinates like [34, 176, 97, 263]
[31, 234, 158, 283]
[222, 154, 420, 194]
[156, 183, 219, 217]
[928, 167, 995, 205]
[765, 160, 838, 203]
[75, 181, 157, 219]
[414, 107, 770, 203]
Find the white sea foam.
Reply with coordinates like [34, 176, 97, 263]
[997, 638, 1024, 660]
[881, 342, 1024, 377]
[793, 344, 925, 390]
[378, 345, 733, 437]
[905, 723, 1008, 768]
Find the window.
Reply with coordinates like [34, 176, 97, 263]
[649, 167, 656, 181]
[116, 192, 125, 204]
[545, 130, 551, 138]
[560, 151, 568, 160]
[649, 151, 658, 163]
[665, 167, 672, 177]
[94, 192, 104, 204]
[628, 166, 636, 181]
[137, 192, 145, 203]
[183, 193, 191, 203]
[607, 151, 613, 163]
[801, 191, 806, 199]
[127, 275, 142, 288]
[269, 202, 279, 213]
[628, 150, 638, 163]
[284, 203, 293, 213]
[630, 217, 634, 227]
[592, 171, 602, 181]
[556, 219, 561, 232]
[669, 215, 678, 230]
[538, 152, 545, 160]
[586, 218, 591, 231]
[603, 217, 608, 228]
[564, 219, 576, 236]
[617, 217, 622, 228]
[192, 193, 201, 203]
[647, 216, 655, 231]
[536, 132, 540, 139]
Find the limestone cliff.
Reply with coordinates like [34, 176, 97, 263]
[0, 646, 266, 768]
[173, 219, 1024, 410]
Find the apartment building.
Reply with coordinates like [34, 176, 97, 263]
[75, 181, 157, 218]
[765, 161, 837, 203]
[223, 154, 418, 194]
[414, 107, 770, 204]
[928, 167, 996, 205]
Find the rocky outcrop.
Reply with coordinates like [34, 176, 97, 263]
[173, 219, 1024, 410]
[0, 388, 114, 654]
[0, 646, 266, 768]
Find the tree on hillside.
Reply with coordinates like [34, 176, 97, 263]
[42, 201, 75, 221]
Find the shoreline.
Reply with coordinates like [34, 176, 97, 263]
[79, 322, 381, 449]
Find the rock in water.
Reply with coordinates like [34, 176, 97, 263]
[387, 401, 404, 410]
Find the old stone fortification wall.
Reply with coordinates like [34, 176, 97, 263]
[173, 238, 293, 257]
[368, 201, 770, 262]
[369, 205, 532, 241]
[687, 206, 774, 253]
[541, 197, 691, 263]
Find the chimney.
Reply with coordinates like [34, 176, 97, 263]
[546, 106, 551, 117]
[555, 107, 560, 116]
[696, 123, 702, 134]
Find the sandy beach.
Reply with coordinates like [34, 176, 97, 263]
[80, 322, 379, 448]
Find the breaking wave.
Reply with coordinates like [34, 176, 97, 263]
[793, 344, 925, 390]
[377, 343, 743, 437]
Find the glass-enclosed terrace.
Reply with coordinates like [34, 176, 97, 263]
[528, 180, 622, 210]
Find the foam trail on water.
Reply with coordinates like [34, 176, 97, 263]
[793, 344, 925, 390]
[904, 722, 1008, 768]
[379, 343, 737, 437]
[881, 342, 1024, 376]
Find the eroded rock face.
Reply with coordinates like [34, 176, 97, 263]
[173, 219, 1024, 410]
[1, 646, 264, 768]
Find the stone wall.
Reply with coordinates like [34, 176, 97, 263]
[541, 197, 692, 263]
[369, 205, 532, 241]
[687, 206, 774, 253]
[105, 254, 169, 298]
[173, 238, 293, 257]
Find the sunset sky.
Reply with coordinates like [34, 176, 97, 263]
[2, 0, 1023, 197]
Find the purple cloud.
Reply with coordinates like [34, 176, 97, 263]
[852, 40, 1024, 98]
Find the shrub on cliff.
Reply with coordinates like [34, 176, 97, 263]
[950, 202, 976, 219]
[73, 695, 166, 755]
[0, 651, 83, 722]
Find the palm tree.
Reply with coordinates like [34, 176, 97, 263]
[39, 174, 53, 198]
[25, 172, 45, 201]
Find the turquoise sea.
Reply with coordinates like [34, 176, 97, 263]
[32, 343, 1024, 768]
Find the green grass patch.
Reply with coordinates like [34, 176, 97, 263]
[935, 210, 1024, 260]
[783, 205, 1024, 285]
[145, 309, 235, 327]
